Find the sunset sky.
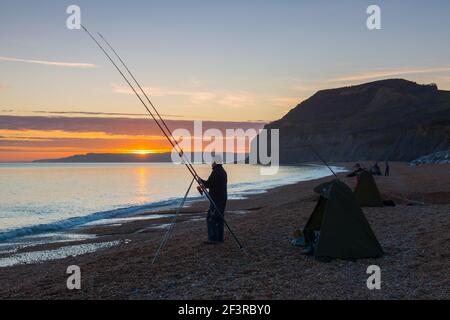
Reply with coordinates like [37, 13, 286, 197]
[1, 0, 450, 161]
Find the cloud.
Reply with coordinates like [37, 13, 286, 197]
[188, 78, 205, 87]
[0, 116, 266, 161]
[111, 83, 216, 104]
[0, 56, 97, 68]
[32, 110, 183, 118]
[332, 66, 450, 82]
[0, 85, 10, 91]
[281, 78, 323, 92]
[0, 115, 265, 136]
[218, 93, 256, 108]
[189, 91, 217, 104]
[0, 109, 184, 118]
[270, 96, 303, 107]
[0, 129, 164, 141]
[111, 84, 258, 108]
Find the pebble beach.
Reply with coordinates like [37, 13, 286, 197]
[0, 162, 448, 299]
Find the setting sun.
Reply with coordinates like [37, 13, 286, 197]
[131, 150, 154, 155]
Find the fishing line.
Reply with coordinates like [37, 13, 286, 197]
[308, 145, 339, 179]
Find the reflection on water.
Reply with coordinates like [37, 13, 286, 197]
[136, 166, 149, 204]
[0, 163, 345, 236]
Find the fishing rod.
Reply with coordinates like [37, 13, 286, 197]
[81, 25, 243, 249]
[96, 31, 201, 183]
[308, 145, 339, 179]
[94, 29, 204, 185]
[97, 32, 184, 159]
[92, 28, 243, 250]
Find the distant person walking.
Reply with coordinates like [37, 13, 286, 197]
[385, 161, 390, 176]
[199, 155, 228, 244]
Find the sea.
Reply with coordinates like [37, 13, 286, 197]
[0, 163, 345, 244]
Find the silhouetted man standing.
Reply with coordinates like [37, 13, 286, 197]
[385, 161, 390, 176]
[200, 155, 227, 244]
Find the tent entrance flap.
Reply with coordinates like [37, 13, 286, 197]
[304, 196, 326, 244]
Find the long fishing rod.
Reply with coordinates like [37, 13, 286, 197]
[97, 32, 218, 200]
[95, 29, 207, 186]
[92, 28, 242, 250]
[96, 31, 200, 182]
[308, 145, 339, 179]
[82, 25, 201, 207]
[81, 25, 176, 156]
[97, 32, 184, 159]
[81, 25, 243, 249]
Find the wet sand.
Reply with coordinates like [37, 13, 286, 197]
[0, 162, 449, 299]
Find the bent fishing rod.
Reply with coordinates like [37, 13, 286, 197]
[81, 25, 243, 249]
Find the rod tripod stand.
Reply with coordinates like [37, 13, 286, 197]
[152, 178, 195, 265]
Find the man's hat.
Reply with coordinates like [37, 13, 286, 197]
[212, 154, 223, 165]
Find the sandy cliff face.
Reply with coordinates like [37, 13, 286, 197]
[253, 79, 450, 163]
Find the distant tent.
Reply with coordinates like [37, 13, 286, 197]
[303, 180, 383, 261]
[354, 170, 384, 207]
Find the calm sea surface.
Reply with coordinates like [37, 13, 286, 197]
[0, 163, 344, 241]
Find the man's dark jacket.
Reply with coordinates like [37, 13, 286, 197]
[201, 164, 228, 209]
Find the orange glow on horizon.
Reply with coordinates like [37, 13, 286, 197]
[131, 150, 155, 155]
[0, 126, 258, 162]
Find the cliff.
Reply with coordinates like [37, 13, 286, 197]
[254, 79, 450, 163]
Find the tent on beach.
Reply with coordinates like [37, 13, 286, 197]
[354, 170, 384, 207]
[303, 179, 383, 261]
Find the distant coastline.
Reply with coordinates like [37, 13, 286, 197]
[33, 152, 248, 163]
[33, 152, 173, 163]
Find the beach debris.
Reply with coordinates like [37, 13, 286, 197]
[291, 229, 306, 247]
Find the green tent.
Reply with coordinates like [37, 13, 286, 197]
[354, 170, 384, 207]
[303, 179, 383, 261]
